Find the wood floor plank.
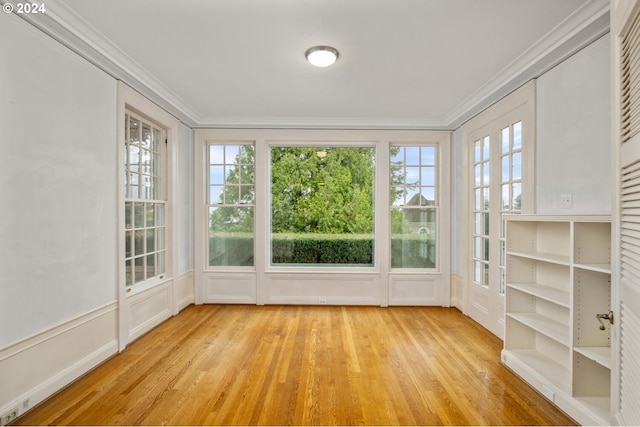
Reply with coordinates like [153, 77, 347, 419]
[13, 305, 577, 426]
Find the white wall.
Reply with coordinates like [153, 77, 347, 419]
[0, 12, 117, 348]
[536, 34, 611, 214]
[177, 123, 195, 274]
[0, 13, 196, 419]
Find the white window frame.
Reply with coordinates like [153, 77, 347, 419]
[117, 82, 179, 350]
[195, 129, 450, 307]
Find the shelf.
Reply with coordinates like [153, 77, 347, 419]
[507, 282, 571, 308]
[507, 250, 571, 266]
[574, 262, 612, 274]
[507, 312, 570, 346]
[502, 349, 571, 395]
[574, 346, 611, 369]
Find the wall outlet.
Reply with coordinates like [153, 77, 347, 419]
[1, 408, 18, 426]
[560, 194, 572, 209]
[319, 298, 327, 305]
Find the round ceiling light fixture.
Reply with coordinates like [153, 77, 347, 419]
[305, 45, 340, 67]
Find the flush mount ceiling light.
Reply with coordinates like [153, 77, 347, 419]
[305, 45, 340, 67]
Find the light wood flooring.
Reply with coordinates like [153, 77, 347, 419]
[14, 305, 576, 426]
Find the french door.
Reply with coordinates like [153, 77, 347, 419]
[464, 82, 535, 339]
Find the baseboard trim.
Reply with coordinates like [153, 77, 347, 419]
[0, 303, 118, 422]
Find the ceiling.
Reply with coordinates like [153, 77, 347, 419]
[26, 0, 609, 129]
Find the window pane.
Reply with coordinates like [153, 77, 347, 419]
[502, 184, 510, 210]
[134, 257, 144, 283]
[474, 140, 482, 162]
[421, 166, 435, 186]
[512, 152, 522, 180]
[501, 127, 510, 153]
[405, 167, 420, 185]
[146, 228, 155, 252]
[210, 185, 223, 204]
[483, 162, 490, 185]
[210, 166, 224, 184]
[209, 206, 254, 267]
[125, 259, 133, 287]
[421, 146, 435, 165]
[483, 136, 490, 160]
[271, 146, 374, 266]
[146, 254, 155, 279]
[474, 164, 482, 186]
[405, 146, 420, 165]
[391, 207, 436, 268]
[502, 156, 510, 181]
[513, 122, 522, 149]
[512, 183, 522, 210]
[391, 146, 404, 163]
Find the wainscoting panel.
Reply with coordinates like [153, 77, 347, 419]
[0, 303, 118, 422]
[202, 273, 257, 304]
[265, 273, 380, 305]
[126, 281, 173, 343]
[389, 274, 442, 306]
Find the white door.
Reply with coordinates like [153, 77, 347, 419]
[612, 1, 640, 423]
[464, 82, 535, 339]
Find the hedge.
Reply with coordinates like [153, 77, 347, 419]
[209, 233, 434, 267]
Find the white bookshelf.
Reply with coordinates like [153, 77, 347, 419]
[502, 215, 611, 426]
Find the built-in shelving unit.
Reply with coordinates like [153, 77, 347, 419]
[501, 215, 611, 426]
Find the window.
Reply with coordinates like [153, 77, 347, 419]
[499, 121, 522, 293]
[124, 113, 166, 287]
[270, 146, 375, 266]
[472, 136, 490, 286]
[207, 143, 255, 267]
[390, 145, 437, 268]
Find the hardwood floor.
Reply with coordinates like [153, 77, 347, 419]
[14, 305, 576, 426]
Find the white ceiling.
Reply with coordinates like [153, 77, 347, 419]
[33, 0, 609, 129]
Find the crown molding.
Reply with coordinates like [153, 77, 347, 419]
[2, 0, 200, 127]
[192, 116, 450, 130]
[4, 0, 610, 131]
[445, 0, 610, 130]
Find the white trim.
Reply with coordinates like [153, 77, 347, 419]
[195, 128, 450, 306]
[0, 303, 118, 422]
[117, 82, 180, 350]
[6, 0, 609, 130]
[446, 0, 609, 129]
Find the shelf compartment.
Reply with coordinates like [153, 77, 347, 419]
[574, 268, 611, 348]
[507, 312, 570, 345]
[507, 282, 570, 308]
[507, 256, 570, 297]
[574, 221, 611, 267]
[502, 349, 571, 395]
[573, 352, 611, 402]
[507, 220, 571, 262]
[574, 346, 611, 369]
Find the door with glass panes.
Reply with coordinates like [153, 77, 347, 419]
[465, 82, 534, 339]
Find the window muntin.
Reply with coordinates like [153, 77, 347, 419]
[269, 146, 375, 266]
[124, 113, 166, 287]
[207, 143, 255, 267]
[390, 145, 437, 268]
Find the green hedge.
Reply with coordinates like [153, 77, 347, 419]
[209, 233, 434, 267]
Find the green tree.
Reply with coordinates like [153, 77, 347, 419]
[270, 147, 375, 234]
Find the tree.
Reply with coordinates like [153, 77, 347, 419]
[270, 146, 375, 234]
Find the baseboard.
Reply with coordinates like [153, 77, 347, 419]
[0, 303, 118, 422]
